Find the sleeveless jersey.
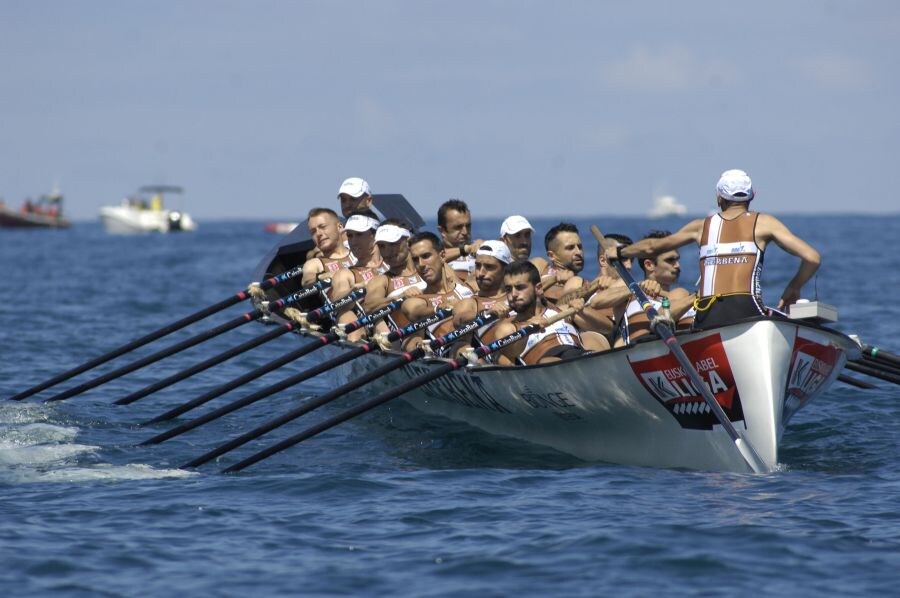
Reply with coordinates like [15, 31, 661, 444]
[386, 273, 427, 299]
[349, 262, 390, 286]
[319, 254, 355, 274]
[514, 308, 582, 366]
[698, 212, 764, 300]
[447, 255, 475, 282]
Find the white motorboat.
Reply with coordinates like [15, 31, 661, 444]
[99, 185, 197, 234]
[648, 194, 688, 218]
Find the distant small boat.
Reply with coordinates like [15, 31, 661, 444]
[264, 222, 299, 234]
[648, 195, 688, 219]
[0, 188, 70, 229]
[99, 185, 197, 234]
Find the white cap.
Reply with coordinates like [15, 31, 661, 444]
[716, 169, 754, 202]
[344, 214, 380, 232]
[475, 240, 513, 264]
[500, 215, 534, 236]
[375, 223, 411, 243]
[338, 177, 371, 198]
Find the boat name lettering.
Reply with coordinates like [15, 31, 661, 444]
[520, 387, 577, 411]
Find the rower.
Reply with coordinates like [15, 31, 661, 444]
[362, 219, 425, 309]
[437, 199, 484, 284]
[361, 219, 427, 337]
[490, 260, 588, 366]
[448, 241, 512, 355]
[540, 222, 585, 304]
[337, 177, 373, 218]
[330, 210, 388, 332]
[301, 207, 354, 286]
[617, 230, 697, 345]
[607, 169, 821, 329]
[500, 214, 550, 272]
[398, 231, 475, 350]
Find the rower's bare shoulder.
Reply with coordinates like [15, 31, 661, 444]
[530, 256, 549, 271]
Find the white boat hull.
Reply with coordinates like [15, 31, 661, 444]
[99, 206, 197, 234]
[323, 319, 855, 472]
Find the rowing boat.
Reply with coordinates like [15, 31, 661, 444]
[251, 196, 858, 473]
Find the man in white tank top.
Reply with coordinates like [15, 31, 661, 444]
[606, 169, 821, 329]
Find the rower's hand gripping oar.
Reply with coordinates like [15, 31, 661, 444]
[8, 265, 309, 402]
[592, 224, 767, 474]
[41, 279, 337, 404]
[220, 307, 581, 473]
[140, 298, 432, 441]
[178, 308, 500, 468]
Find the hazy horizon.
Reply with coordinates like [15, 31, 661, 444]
[3, 1, 898, 221]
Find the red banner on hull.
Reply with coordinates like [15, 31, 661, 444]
[628, 334, 744, 430]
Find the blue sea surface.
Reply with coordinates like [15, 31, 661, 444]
[1, 216, 898, 596]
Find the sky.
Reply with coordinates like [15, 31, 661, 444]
[2, 1, 898, 221]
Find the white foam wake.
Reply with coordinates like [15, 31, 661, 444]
[1, 403, 194, 484]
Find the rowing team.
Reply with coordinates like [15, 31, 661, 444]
[291, 169, 821, 366]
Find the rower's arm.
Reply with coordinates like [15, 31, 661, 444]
[616, 219, 704, 260]
[301, 258, 324, 287]
[362, 275, 390, 311]
[491, 321, 523, 366]
[757, 214, 821, 308]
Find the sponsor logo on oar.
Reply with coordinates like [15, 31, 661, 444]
[628, 334, 744, 430]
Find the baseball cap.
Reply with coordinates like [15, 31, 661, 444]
[344, 214, 380, 232]
[338, 177, 371, 198]
[716, 169, 754, 202]
[375, 223, 411, 243]
[500, 215, 534, 236]
[475, 240, 513, 264]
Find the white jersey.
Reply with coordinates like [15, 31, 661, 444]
[519, 308, 581, 364]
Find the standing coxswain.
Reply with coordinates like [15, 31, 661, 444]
[607, 169, 821, 329]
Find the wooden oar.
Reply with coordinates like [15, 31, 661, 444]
[41, 281, 347, 404]
[591, 224, 768, 474]
[179, 309, 502, 468]
[7, 266, 310, 402]
[220, 307, 579, 473]
[140, 301, 440, 439]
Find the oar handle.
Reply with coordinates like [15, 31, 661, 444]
[268, 278, 332, 311]
[305, 287, 367, 322]
[384, 308, 454, 343]
[257, 265, 305, 291]
[343, 298, 405, 333]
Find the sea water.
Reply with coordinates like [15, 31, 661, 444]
[1, 216, 898, 596]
